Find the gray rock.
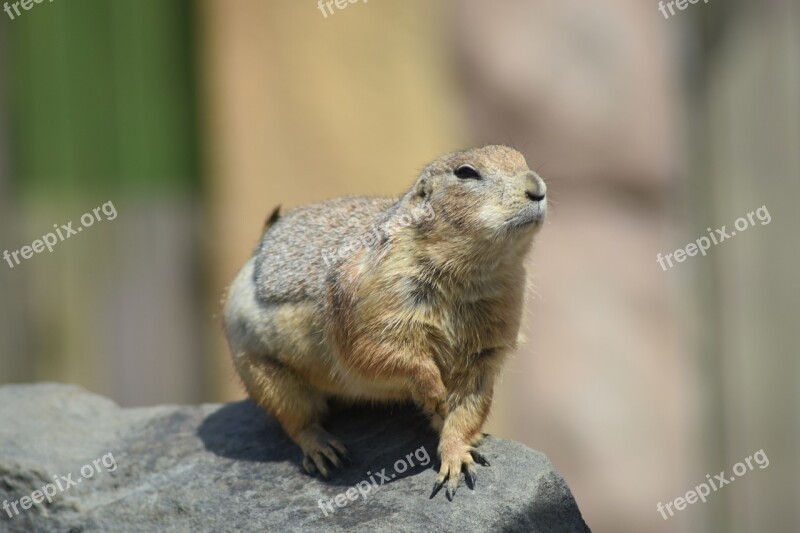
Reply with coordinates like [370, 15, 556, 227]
[0, 383, 590, 532]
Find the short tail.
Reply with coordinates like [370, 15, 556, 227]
[263, 205, 281, 234]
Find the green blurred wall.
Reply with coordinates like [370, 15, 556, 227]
[7, 0, 198, 196]
[0, 0, 208, 406]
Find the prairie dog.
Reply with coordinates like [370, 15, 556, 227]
[224, 145, 547, 500]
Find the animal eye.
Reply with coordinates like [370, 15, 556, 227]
[454, 165, 481, 180]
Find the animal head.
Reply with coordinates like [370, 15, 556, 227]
[402, 145, 547, 246]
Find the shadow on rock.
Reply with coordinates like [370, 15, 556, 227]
[197, 400, 297, 464]
[198, 399, 440, 488]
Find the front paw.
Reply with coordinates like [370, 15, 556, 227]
[429, 441, 491, 501]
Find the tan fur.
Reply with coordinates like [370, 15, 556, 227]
[223, 145, 547, 496]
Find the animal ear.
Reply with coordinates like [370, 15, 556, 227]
[414, 177, 432, 200]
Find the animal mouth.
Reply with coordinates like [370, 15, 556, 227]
[506, 204, 546, 231]
[505, 215, 537, 232]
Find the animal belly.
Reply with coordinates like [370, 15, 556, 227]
[302, 360, 410, 402]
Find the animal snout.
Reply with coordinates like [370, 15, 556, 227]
[525, 172, 547, 202]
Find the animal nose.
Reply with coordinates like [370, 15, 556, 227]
[525, 172, 547, 202]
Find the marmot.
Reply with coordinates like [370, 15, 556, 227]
[224, 145, 547, 500]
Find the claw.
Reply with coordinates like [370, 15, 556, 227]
[313, 452, 330, 478]
[322, 447, 342, 469]
[298, 427, 351, 478]
[430, 478, 446, 499]
[329, 439, 351, 461]
[303, 456, 317, 475]
[445, 472, 460, 501]
[470, 450, 490, 467]
[432, 449, 481, 501]
[464, 469, 476, 490]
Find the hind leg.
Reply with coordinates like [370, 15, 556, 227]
[224, 260, 347, 476]
[236, 352, 349, 478]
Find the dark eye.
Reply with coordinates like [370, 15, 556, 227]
[454, 165, 481, 180]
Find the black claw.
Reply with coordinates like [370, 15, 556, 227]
[335, 449, 351, 464]
[471, 450, 490, 467]
[329, 441, 351, 463]
[465, 471, 476, 490]
[430, 479, 446, 499]
[446, 486, 455, 501]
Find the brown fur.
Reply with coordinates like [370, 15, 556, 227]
[223, 145, 547, 498]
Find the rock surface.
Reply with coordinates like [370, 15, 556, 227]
[0, 384, 590, 532]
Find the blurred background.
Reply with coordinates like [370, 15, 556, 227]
[0, 1, 797, 531]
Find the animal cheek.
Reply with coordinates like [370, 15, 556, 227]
[477, 203, 505, 228]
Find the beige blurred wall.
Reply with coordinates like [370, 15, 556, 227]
[697, 3, 800, 531]
[199, 0, 464, 400]
[450, 2, 694, 532]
